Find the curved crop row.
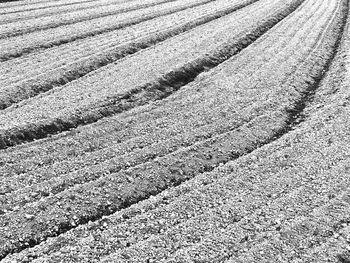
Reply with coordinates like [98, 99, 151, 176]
[0, 0, 134, 24]
[0, 0, 181, 38]
[0, 0, 213, 60]
[0, 0, 256, 108]
[0, 0, 94, 9]
[3, 0, 348, 259]
[0, 0, 346, 258]
[3, 24, 350, 263]
[0, 0, 298, 194]
[0, 0, 99, 14]
[0, 0, 305, 149]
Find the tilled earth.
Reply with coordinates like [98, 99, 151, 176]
[1, 0, 350, 262]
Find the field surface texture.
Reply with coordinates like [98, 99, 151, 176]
[1, 0, 350, 262]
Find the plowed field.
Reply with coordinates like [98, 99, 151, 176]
[1, 0, 350, 262]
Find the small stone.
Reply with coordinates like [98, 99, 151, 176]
[30, 192, 39, 197]
[13, 206, 20, 211]
[25, 214, 35, 220]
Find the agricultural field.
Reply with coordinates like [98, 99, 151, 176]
[0, 0, 350, 262]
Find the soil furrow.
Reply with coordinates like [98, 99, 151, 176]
[0, 0, 136, 24]
[226, 185, 350, 263]
[0, 0, 180, 39]
[0, 0, 97, 13]
[100, 158, 349, 263]
[0, 0, 215, 61]
[0, 0, 257, 107]
[9, 71, 350, 262]
[0, 109, 288, 260]
[0, 0, 322, 203]
[0, 0, 342, 258]
[0, 0, 240, 82]
[0, 116, 254, 199]
[0, 0, 304, 150]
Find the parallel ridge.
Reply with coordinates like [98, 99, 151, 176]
[0, 0, 136, 24]
[2, 0, 349, 259]
[5, 0, 344, 262]
[0, 0, 257, 109]
[0, 0, 304, 150]
[0, 0, 179, 38]
[0, 0, 97, 13]
[0, 0, 22, 2]
[0, 0, 214, 61]
[0, 0, 346, 259]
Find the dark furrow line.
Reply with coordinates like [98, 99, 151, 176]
[0, 0, 304, 150]
[0, 0, 91, 8]
[0, 0, 346, 260]
[0, 113, 287, 260]
[0, 2, 305, 258]
[0, 0, 180, 39]
[0, 119, 249, 205]
[0, 0, 138, 24]
[0, 18, 313, 199]
[0, 0, 215, 61]
[0, 0, 23, 2]
[280, 0, 349, 132]
[221, 4, 350, 263]
[0, 1, 258, 109]
[107, 1, 349, 261]
[0, 0, 122, 16]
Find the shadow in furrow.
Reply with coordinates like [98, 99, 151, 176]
[1, 0, 347, 258]
[338, 254, 350, 263]
[0, 0, 315, 259]
[277, 0, 349, 133]
[0, 0, 258, 108]
[0, 0, 215, 61]
[0, 0, 181, 39]
[0, 0, 304, 150]
[0, 0, 130, 17]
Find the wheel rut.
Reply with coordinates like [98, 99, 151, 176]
[0, 0, 304, 150]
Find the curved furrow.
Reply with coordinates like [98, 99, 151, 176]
[0, 0, 136, 24]
[225, 184, 350, 263]
[0, 108, 289, 260]
[0, 0, 101, 14]
[0, 115, 255, 198]
[0, 0, 244, 83]
[48, 12, 350, 261]
[0, 0, 257, 107]
[0, 0, 345, 259]
[0, 0, 214, 61]
[0, 0, 313, 172]
[6, 54, 350, 263]
[0, 0, 95, 9]
[290, 224, 350, 263]
[0, 0, 25, 3]
[7, 126, 350, 262]
[0, 0, 305, 149]
[0, 0, 180, 38]
[0, 0, 321, 204]
[99, 159, 350, 263]
[0, 3, 313, 206]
